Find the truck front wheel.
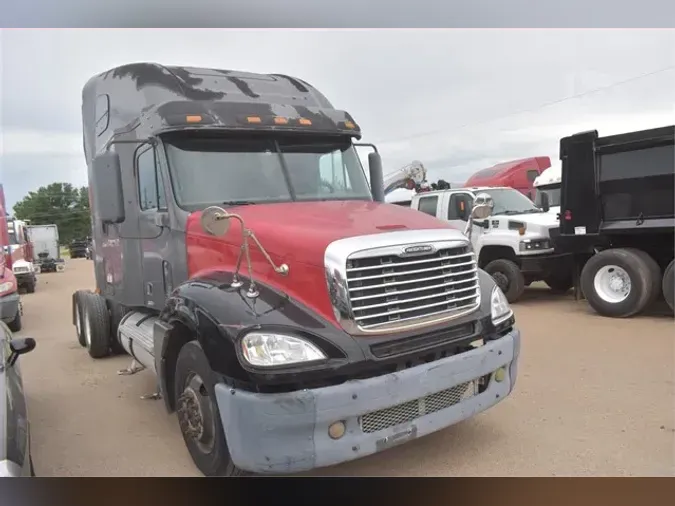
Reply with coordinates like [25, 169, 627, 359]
[662, 259, 674, 313]
[580, 248, 654, 318]
[484, 259, 525, 303]
[174, 341, 248, 477]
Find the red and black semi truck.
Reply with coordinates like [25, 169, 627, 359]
[73, 63, 521, 476]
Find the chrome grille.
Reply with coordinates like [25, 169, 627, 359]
[359, 380, 478, 433]
[346, 245, 480, 330]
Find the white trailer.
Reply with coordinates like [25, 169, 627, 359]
[26, 225, 65, 273]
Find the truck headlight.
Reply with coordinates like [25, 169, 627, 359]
[240, 331, 326, 367]
[519, 238, 551, 251]
[491, 286, 513, 325]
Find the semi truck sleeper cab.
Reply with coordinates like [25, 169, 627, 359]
[73, 63, 521, 476]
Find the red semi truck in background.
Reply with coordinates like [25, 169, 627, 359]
[72, 62, 521, 477]
[463, 156, 551, 200]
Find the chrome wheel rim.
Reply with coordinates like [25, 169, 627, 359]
[594, 265, 631, 303]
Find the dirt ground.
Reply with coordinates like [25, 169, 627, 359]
[16, 258, 675, 477]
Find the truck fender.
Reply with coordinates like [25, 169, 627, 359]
[155, 270, 357, 412]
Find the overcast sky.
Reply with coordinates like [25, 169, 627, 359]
[1, 29, 674, 211]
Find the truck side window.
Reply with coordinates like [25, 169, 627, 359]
[417, 196, 439, 216]
[136, 146, 167, 211]
[448, 194, 473, 221]
[526, 169, 539, 183]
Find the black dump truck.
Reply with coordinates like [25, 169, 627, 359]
[71, 63, 521, 477]
[549, 125, 674, 318]
[68, 239, 89, 259]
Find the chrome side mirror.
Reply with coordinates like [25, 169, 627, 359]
[464, 192, 494, 242]
[471, 192, 494, 219]
[200, 206, 232, 237]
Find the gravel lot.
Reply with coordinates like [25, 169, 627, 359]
[16, 258, 675, 477]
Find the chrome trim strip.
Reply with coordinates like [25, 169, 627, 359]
[356, 292, 479, 321]
[324, 229, 480, 336]
[348, 267, 478, 292]
[350, 275, 479, 301]
[346, 252, 473, 272]
[349, 260, 476, 282]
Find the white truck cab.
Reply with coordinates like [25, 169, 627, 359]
[411, 186, 573, 302]
[533, 164, 561, 216]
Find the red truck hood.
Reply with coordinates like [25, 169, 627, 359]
[186, 200, 458, 326]
[187, 200, 455, 271]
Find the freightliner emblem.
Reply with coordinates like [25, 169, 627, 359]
[401, 244, 435, 256]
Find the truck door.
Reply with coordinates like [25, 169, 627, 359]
[135, 143, 171, 310]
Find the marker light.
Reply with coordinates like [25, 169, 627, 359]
[344, 120, 356, 129]
[298, 118, 312, 126]
[246, 116, 262, 124]
[273, 116, 289, 125]
[185, 115, 202, 123]
[328, 421, 346, 440]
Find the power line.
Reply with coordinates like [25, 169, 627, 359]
[377, 65, 675, 172]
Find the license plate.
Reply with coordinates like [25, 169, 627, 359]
[375, 425, 418, 451]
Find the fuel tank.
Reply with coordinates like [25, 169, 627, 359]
[118, 311, 158, 373]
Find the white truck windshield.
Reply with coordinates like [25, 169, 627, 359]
[482, 188, 542, 216]
[534, 185, 561, 207]
[164, 135, 372, 210]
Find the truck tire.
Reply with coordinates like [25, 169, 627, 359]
[81, 292, 112, 359]
[25, 279, 36, 294]
[484, 259, 525, 303]
[579, 248, 653, 318]
[662, 259, 674, 313]
[73, 291, 88, 347]
[7, 308, 22, 333]
[544, 273, 573, 293]
[626, 248, 663, 308]
[108, 302, 130, 355]
[174, 341, 249, 477]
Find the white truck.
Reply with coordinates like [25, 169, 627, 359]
[411, 186, 574, 302]
[26, 225, 65, 274]
[533, 164, 561, 216]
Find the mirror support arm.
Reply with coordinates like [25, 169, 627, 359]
[104, 136, 157, 152]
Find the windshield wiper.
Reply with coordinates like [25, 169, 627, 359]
[222, 200, 257, 206]
[518, 209, 544, 214]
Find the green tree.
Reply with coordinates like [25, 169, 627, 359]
[13, 182, 91, 245]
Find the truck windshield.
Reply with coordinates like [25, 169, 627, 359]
[163, 134, 372, 210]
[7, 232, 17, 245]
[481, 188, 542, 216]
[534, 185, 561, 208]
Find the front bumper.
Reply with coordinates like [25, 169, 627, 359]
[519, 252, 574, 277]
[215, 328, 521, 474]
[0, 292, 20, 322]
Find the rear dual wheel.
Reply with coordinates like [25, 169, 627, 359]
[580, 248, 660, 318]
[662, 259, 674, 313]
[74, 291, 112, 358]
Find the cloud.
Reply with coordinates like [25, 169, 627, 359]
[0, 128, 83, 156]
[0, 28, 673, 205]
